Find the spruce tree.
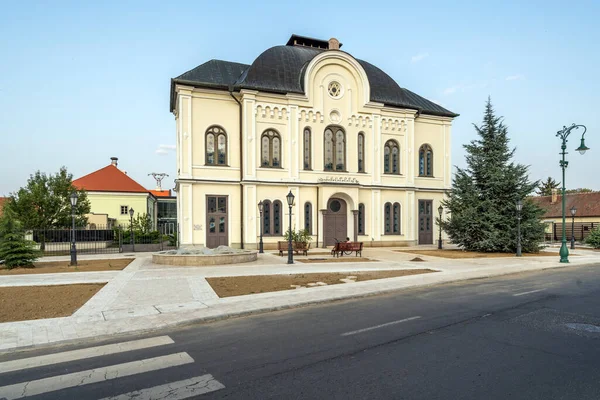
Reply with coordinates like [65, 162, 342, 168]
[536, 177, 560, 196]
[0, 210, 40, 269]
[440, 99, 546, 253]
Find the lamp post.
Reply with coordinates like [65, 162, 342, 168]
[570, 206, 577, 250]
[437, 205, 443, 250]
[556, 124, 590, 263]
[516, 200, 523, 257]
[69, 192, 78, 266]
[286, 191, 295, 264]
[258, 201, 264, 254]
[129, 208, 135, 252]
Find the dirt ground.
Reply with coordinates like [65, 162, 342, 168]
[0, 258, 134, 275]
[296, 257, 375, 263]
[0, 284, 105, 322]
[206, 269, 436, 298]
[394, 249, 560, 259]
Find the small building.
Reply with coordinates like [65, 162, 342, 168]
[73, 158, 153, 228]
[170, 34, 458, 249]
[531, 190, 600, 241]
[149, 189, 177, 235]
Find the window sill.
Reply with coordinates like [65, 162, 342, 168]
[383, 173, 403, 176]
[205, 164, 230, 167]
[323, 170, 348, 173]
[259, 166, 284, 169]
[418, 175, 435, 178]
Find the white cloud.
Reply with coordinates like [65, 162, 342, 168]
[155, 144, 175, 156]
[411, 52, 429, 63]
[505, 74, 525, 81]
[443, 81, 488, 96]
[443, 86, 459, 95]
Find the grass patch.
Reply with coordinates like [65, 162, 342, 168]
[394, 249, 559, 259]
[206, 269, 436, 298]
[0, 284, 105, 322]
[0, 258, 134, 275]
[296, 257, 375, 263]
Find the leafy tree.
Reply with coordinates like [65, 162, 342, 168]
[130, 212, 153, 234]
[440, 99, 546, 253]
[586, 227, 600, 249]
[536, 177, 560, 196]
[566, 188, 594, 194]
[0, 209, 40, 269]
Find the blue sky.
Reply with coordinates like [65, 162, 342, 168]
[1, 0, 598, 195]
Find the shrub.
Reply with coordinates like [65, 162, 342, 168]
[586, 227, 600, 249]
[0, 212, 40, 269]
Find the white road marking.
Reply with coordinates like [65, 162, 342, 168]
[341, 316, 421, 336]
[0, 335, 174, 374]
[513, 288, 546, 297]
[0, 352, 194, 400]
[99, 374, 226, 400]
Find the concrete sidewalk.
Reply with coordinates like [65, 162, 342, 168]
[0, 247, 599, 352]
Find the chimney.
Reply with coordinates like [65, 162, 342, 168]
[328, 38, 340, 50]
[110, 157, 118, 167]
[551, 188, 558, 204]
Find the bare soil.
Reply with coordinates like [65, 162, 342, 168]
[0, 284, 105, 322]
[0, 259, 134, 275]
[206, 269, 436, 298]
[394, 249, 559, 259]
[296, 257, 375, 263]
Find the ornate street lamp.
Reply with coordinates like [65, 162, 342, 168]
[516, 200, 523, 257]
[129, 207, 135, 252]
[570, 206, 577, 250]
[258, 201, 264, 254]
[286, 191, 295, 264]
[556, 124, 590, 263]
[437, 205, 443, 250]
[70, 192, 78, 266]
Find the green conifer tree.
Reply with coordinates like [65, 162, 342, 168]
[440, 99, 546, 253]
[0, 210, 40, 269]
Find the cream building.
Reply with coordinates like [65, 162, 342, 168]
[170, 35, 458, 249]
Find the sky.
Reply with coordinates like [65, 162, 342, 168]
[1, 0, 598, 195]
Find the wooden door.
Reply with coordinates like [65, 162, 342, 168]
[206, 196, 228, 248]
[323, 198, 348, 246]
[418, 200, 433, 245]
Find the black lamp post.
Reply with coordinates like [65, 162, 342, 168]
[557, 124, 590, 263]
[437, 205, 443, 250]
[570, 206, 577, 250]
[258, 201, 264, 254]
[129, 207, 135, 251]
[69, 192, 78, 266]
[516, 200, 523, 257]
[286, 191, 295, 264]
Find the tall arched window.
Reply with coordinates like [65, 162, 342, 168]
[358, 133, 365, 172]
[324, 126, 346, 171]
[261, 130, 281, 168]
[358, 203, 365, 235]
[304, 202, 312, 234]
[263, 200, 271, 235]
[205, 126, 227, 166]
[261, 199, 283, 236]
[384, 202, 401, 234]
[273, 200, 282, 235]
[303, 128, 311, 170]
[419, 144, 433, 177]
[384, 140, 400, 174]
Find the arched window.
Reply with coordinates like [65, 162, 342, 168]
[263, 200, 271, 235]
[324, 126, 346, 171]
[205, 126, 227, 165]
[303, 128, 311, 170]
[273, 200, 282, 235]
[384, 140, 400, 174]
[358, 203, 365, 235]
[358, 133, 365, 172]
[419, 144, 433, 177]
[304, 202, 312, 234]
[384, 202, 401, 234]
[261, 130, 281, 168]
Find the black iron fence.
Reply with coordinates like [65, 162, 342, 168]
[545, 222, 599, 242]
[30, 224, 178, 255]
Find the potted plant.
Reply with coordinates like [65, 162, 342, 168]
[284, 228, 313, 255]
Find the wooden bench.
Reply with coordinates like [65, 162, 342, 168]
[331, 241, 363, 257]
[278, 241, 311, 256]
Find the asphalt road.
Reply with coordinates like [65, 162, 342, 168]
[3, 263, 600, 399]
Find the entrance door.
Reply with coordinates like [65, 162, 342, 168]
[206, 196, 228, 248]
[418, 200, 433, 244]
[323, 198, 347, 246]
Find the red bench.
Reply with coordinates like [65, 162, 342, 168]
[331, 241, 363, 257]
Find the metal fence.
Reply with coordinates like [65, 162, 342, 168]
[545, 222, 599, 242]
[29, 224, 178, 256]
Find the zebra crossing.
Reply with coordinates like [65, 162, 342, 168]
[0, 335, 225, 399]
